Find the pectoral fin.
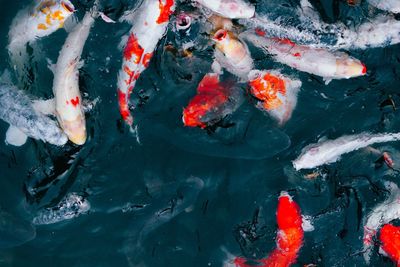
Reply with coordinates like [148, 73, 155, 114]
[5, 126, 27, 146]
[32, 98, 56, 115]
[63, 14, 79, 33]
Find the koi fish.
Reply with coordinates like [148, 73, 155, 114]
[367, 0, 400, 13]
[0, 82, 67, 146]
[248, 70, 301, 125]
[212, 29, 254, 80]
[117, 0, 175, 130]
[234, 192, 304, 267]
[293, 132, 400, 171]
[379, 224, 400, 266]
[194, 0, 255, 19]
[8, 0, 75, 85]
[50, 5, 99, 145]
[363, 181, 400, 264]
[182, 73, 242, 128]
[242, 31, 366, 84]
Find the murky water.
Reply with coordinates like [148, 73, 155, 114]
[0, 0, 400, 266]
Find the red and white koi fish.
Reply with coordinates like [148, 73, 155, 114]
[234, 192, 304, 267]
[363, 181, 400, 264]
[212, 29, 254, 80]
[117, 0, 175, 130]
[182, 73, 242, 128]
[367, 0, 400, 13]
[50, 5, 99, 145]
[194, 0, 255, 19]
[379, 224, 400, 266]
[8, 0, 75, 82]
[248, 70, 301, 125]
[242, 30, 366, 84]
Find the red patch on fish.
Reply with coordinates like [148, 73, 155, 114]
[383, 152, 394, 168]
[234, 193, 304, 267]
[118, 89, 132, 124]
[362, 63, 367, 74]
[293, 52, 301, 57]
[183, 74, 229, 128]
[124, 34, 144, 63]
[380, 224, 400, 265]
[142, 52, 153, 68]
[274, 38, 296, 46]
[70, 96, 79, 107]
[157, 0, 174, 24]
[255, 28, 266, 36]
[249, 72, 286, 110]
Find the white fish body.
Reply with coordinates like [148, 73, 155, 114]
[195, 0, 255, 19]
[52, 10, 96, 145]
[0, 83, 67, 146]
[363, 181, 400, 263]
[293, 132, 400, 171]
[212, 29, 254, 80]
[367, 0, 400, 13]
[242, 32, 366, 83]
[8, 0, 75, 83]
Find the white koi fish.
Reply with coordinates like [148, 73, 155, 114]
[242, 31, 366, 84]
[50, 4, 100, 145]
[363, 181, 400, 264]
[293, 132, 400, 171]
[0, 82, 67, 146]
[212, 29, 254, 80]
[367, 0, 400, 13]
[248, 70, 301, 125]
[194, 0, 255, 19]
[117, 0, 175, 129]
[8, 0, 75, 84]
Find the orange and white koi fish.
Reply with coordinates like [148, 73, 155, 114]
[379, 224, 400, 266]
[117, 0, 175, 130]
[242, 30, 366, 84]
[212, 29, 254, 80]
[234, 192, 304, 267]
[8, 0, 75, 83]
[367, 0, 400, 13]
[50, 5, 99, 145]
[363, 181, 400, 264]
[248, 70, 301, 125]
[182, 73, 242, 128]
[194, 0, 255, 19]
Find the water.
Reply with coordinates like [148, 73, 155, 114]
[0, 0, 400, 266]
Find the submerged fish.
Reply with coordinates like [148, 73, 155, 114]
[8, 0, 75, 83]
[363, 181, 400, 264]
[212, 29, 254, 80]
[0, 82, 67, 146]
[32, 193, 90, 225]
[117, 0, 175, 130]
[194, 0, 255, 19]
[234, 192, 304, 267]
[248, 70, 301, 125]
[182, 73, 242, 128]
[367, 0, 400, 13]
[242, 31, 366, 84]
[293, 132, 400, 171]
[379, 224, 400, 266]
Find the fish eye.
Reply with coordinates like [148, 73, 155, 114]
[176, 13, 192, 31]
[213, 29, 227, 41]
[61, 1, 74, 13]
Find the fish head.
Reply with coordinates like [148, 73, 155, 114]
[335, 57, 367, 78]
[176, 12, 192, 32]
[58, 113, 87, 145]
[34, 0, 75, 30]
[293, 146, 320, 171]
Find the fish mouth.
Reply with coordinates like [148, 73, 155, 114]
[61, 1, 75, 13]
[176, 13, 192, 31]
[213, 29, 227, 42]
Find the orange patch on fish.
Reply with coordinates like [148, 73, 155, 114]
[380, 224, 400, 265]
[142, 52, 153, 68]
[37, 23, 48, 30]
[70, 96, 80, 107]
[157, 0, 174, 24]
[249, 73, 286, 110]
[51, 10, 64, 21]
[123, 34, 144, 63]
[183, 74, 229, 128]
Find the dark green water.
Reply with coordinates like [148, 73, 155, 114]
[0, 0, 400, 266]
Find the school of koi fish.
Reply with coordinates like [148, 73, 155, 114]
[2, 0, 400, 266]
